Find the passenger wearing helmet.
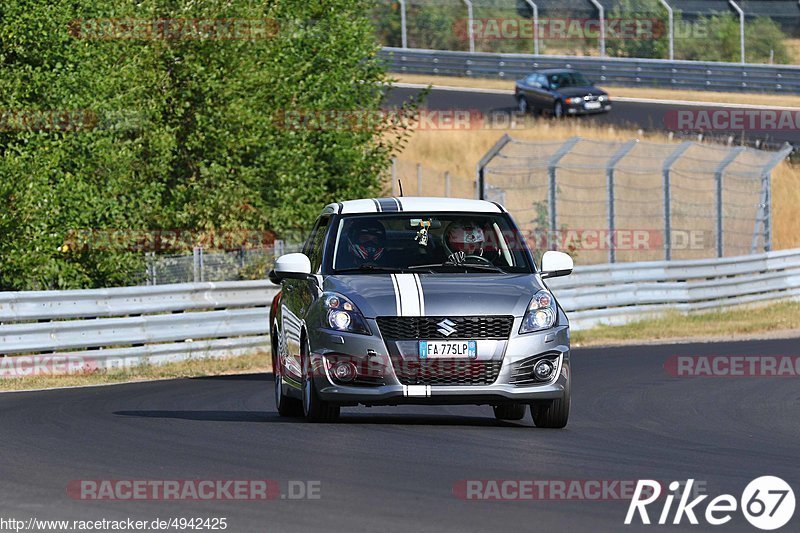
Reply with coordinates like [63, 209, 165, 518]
[346, 219, 387, 266]
[444, 220, 488, 264]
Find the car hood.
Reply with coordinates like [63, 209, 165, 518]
[558, 86, 607, 97]
[323, 273, 543, 318]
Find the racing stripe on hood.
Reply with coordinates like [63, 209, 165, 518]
[391, 274, 425, 316]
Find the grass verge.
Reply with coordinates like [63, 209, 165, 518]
[392, 73, 800, 109]
[571, 301, 800, 348]
[0, 352, 270, 393]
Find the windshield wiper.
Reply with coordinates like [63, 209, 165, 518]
[335, 265, 406, 274]
[407, 262, 506, 273]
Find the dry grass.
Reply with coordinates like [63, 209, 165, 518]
[392, 73, 800, 109]
[0, 352, 270, 392]
[572, 301, 800, 347]
[392, 122, 800, 251]
[789, 38, 800, 63]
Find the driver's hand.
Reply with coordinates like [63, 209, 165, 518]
[447, 251, 466, 265]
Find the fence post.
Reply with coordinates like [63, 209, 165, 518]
[713, 147, 744, 258]
[606, 140, 638, 263]
[444, 171, 451, 197]
[662, 142, 692, 260]
[192, 247, 201, 283]
[399, 0, 407, 49]
[547, 137, 581, 249]
[524, 1, 540, 55]
[462, 0, 475, 53]
[658, 0, 674, 60]
[588, 0, 606, 57]
[391, 157, 398, 196]
[752, 143, 793, 253]
[476, 134, 512, 199]
[728, 0, 746, 64]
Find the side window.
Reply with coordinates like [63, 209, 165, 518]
[525, 74, 539, 87]
[536, 74, 548, 88]
[304, 216, 330, 273]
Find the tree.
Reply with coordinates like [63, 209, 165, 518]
[0, 0, 406, 290]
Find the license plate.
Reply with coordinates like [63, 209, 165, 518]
[419, 340, 477, 359]
[585, 101, 601, 110]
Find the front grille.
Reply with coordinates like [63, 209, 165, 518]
[377, 316, 513, 340]
[394, 359, 502, 386]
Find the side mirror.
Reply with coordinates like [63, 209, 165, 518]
[269, 253, 312, 282]
[540, 251, 573, 279]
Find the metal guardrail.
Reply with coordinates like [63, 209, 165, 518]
[548, 248, 800, 330]
[380, 47, 800, 94]
[0, 281, 279, 373]
[2, 249, 799, 374]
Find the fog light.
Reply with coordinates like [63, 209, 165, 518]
[333, 361, 357, 382]
[534, 360, 555, 380]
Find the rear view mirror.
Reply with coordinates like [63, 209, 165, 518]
[540, 251, 573, 279]
[269, 253, 312, 282]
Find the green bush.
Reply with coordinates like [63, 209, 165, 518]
[0, 0, 406, 290]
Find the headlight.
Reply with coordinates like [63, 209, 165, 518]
[520, 289, 557, 334]
[566, 97, 585, 104]
[322, 292, 370, 335]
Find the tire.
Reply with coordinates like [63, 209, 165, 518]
[517, 96, 528, 114]
[275, 372, 303, 417]
[273, 323, 303, 417]
[302, 340, 340, 423]
[552, 100, 564, 119]
[531, 389, 570, 428]
[493, 404, 527, 421]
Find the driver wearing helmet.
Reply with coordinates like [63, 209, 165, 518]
[346, 219, 387, 266]
[444, 220, 486, 264]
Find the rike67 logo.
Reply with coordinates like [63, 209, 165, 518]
[626, 477, 795, 530]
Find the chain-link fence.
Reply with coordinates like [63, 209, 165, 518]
[478, 135, 792, 264]
[371, 0, 800, 61]
[144, 242, 302, 285]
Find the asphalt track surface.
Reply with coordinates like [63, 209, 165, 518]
[1, 337, 798, 532]
[384, 86, 800, 149]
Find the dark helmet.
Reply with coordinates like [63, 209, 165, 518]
[347, 219, 386, 262]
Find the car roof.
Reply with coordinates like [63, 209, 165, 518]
[322, 197, 505, 215]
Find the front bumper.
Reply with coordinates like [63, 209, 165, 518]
[307, 318, 570, 407]
[567, 103, 612, 115]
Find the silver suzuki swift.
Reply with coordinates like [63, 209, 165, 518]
[269, 197, 573, 427]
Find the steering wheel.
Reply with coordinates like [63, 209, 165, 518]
[462, 254, 493, 265]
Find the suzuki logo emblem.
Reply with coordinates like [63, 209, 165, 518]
[437, 319, 457, 337]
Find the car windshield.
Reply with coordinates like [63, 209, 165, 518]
[548, 72, 591, 88]
[330, 213, 533, 274]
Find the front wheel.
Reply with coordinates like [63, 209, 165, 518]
[531, 390, 570, 428]
[493, 404, 526, 420]
[552, 100, 564, 119]
[275, 372, 303, 417]
[302, 342, 340, 423]
[517, 96, 528, 114]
